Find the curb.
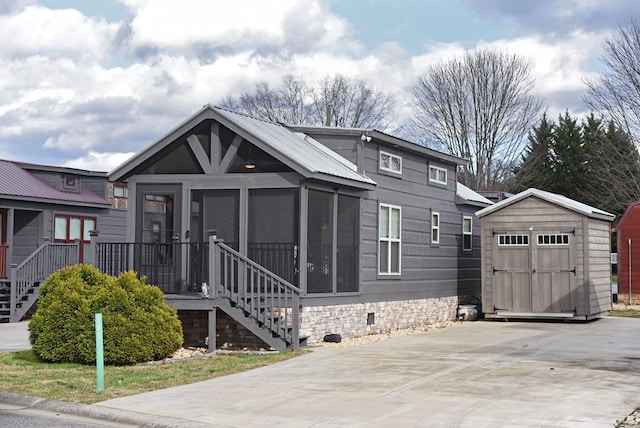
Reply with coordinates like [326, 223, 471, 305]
[0, 392, 211, 427]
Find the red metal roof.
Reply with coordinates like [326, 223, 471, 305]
[0, 160, 110, 206]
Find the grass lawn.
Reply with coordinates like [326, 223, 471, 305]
[609, 308, 640, 318]
[0, 349, 305, 404]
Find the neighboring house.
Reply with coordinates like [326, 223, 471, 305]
[101, 105, 492, 350]
[476, 188, 614, 320]
[614, 201, 640, 305]
[0, 160, 127, 322]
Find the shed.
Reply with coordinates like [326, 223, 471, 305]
[476, 188, 615, 320]
[614, 201, 640, 305]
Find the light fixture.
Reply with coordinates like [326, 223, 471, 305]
[360, 134, 371, 142]
[244, 160, 256, 169]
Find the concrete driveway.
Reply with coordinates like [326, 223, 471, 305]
[94, 317, 640, 427]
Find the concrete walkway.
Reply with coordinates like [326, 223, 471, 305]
[92, 317, 640, 428]
[2, 318, 639, 427]
[0, 320, 31, 352]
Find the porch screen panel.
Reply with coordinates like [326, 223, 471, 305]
[248, 188, 299, 285]
[190, 190, 240, 289]
[337, 195, 359, 292]
[307, 189, 334, 294]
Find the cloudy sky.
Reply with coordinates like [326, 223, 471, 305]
[0, 0, 638, 172]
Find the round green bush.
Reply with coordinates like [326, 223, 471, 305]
[29, 264, 183, 365]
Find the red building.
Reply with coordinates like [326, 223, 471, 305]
[615, 201, 640, 305]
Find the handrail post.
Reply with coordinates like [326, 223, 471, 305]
[207, 230, 219, 299]
[87, 230, 99, 267]
[9, 263, 17, 322]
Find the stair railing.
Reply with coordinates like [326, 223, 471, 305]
[9, 241, 79, 322]
[208, 233, 301, 350]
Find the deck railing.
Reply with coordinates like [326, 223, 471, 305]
[209, 236, 301, 350]
[95, 242, 191, 294]
[94, 240, 298, 295]
[9, 242, 79, 322]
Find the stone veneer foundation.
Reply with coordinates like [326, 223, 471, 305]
[300, 296, 459, 344]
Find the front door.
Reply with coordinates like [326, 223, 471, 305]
[136, 184, 182, 292]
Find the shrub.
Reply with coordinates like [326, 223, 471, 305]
[29, 265, 183, 365]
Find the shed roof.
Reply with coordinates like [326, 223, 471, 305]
[456, 182, 493, 207]
[475, 188, 615, 221]
[614, 201, 640, 231]
[0, 160, 110, 207]
[110, 105, 376, 189]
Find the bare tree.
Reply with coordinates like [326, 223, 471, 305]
[221, 74, 396, 129]
[220, 75, 311, 124]
[310, 74, 396, 128]
[584, 19, 640, 144]
[412, 50, 543, 191]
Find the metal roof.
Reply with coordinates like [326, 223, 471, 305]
[212, 107, 376, 186]
[456, 183, 493, 207]
[0, 160, 110, 206]
[475, 188, 614, 221]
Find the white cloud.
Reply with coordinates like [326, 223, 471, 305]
[0, 5, 117, 61]
[120, 0, 356, 55]
[63, 150, 135, 172]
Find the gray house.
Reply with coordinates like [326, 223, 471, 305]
[476, 188, 614, 320]
[0, 160, 127, 322]
[103, 105, 491, 349]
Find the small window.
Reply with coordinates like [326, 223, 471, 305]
[113, 183, 127, 199]
[431, 212, 440, 244]
[462, 216, 472, 251]
[380, 151, 402, 174]
[429, 165, 447, 185]
[379, 204, 401, 274]
[498, 234, 529, 246]
[537, 234, 570, 246]
[63, 175, 78, 191]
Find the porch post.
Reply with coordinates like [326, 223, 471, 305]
[87, 230, 99, 267]
[9, 263, 17, 323]
[208, 309, 216, 353]
[207, 230, 219, 299]
[292, 293, 300, 351]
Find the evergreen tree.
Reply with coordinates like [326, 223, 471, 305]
[509, 114, 554, 193]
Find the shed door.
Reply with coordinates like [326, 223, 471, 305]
[492, 233, 531, 312]
[533, 233, 576, 312]
[492, 231, 577, 313]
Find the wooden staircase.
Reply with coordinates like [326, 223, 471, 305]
[0, 242, 79, 323]
[210, 239, 301, 351]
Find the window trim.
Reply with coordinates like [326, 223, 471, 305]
[497, 234, 529, 246]
[431, 211, 440, 245]
[429, 165, 447, 185]
[63, 175, 79, 191]
[536, 233, 570, 246]
[462, 216, 472, 252]
[53, 214, 97, 243]
[378, 203, 402, 275]
[113, 182, 128, 199]
[379, 151, 402, 175]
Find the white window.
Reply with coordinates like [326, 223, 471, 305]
[379, 204, 401, 274]
[380, 151, 402, 174]
[429, 165, 447, 185]
[462, 216, 472, 251]
[537, 234, 570, 246]
[498, 234, 529, 246]
[431, 212, 440, 244]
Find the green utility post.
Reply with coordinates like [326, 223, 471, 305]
[95, 313, 104, 393]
